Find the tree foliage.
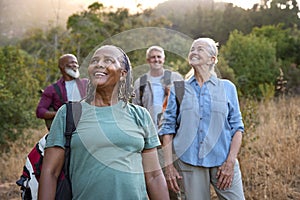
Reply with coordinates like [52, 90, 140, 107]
[220, 30, 279, 98]
[0, 46, 40, 146]
[66, 3, 172, 62]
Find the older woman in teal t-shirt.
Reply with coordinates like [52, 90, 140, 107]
[38, 45, 169, 200]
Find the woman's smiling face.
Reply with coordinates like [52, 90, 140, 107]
[188, 40, 213, 68]
[88, 46, 127, 89]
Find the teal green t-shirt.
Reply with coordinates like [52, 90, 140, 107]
[46, 101, 160, 200]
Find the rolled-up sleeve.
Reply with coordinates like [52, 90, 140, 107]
[227, 82, 244, 136]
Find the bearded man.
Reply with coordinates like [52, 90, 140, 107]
[36, 54, 88, 130]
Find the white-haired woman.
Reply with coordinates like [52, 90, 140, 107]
[39, 45, 170, 200]
[159, 38, 245, 199]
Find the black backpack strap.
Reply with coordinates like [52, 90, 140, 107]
[139, 74, 147, 106]
[174, 81, 185, 115]
[53, 83, 64, 104]
[163, 70, 172, 86]
[63, 102, 82, 179]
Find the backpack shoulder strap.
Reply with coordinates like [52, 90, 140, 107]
[65, 102, 82, 142]
[139, 74, 148, 105]
[139, 70, 172, 104]
[63, 102, 82, 177]
[163, 70, 172, 86]
[174, 80, 185, 113]
[53, 83, 64, 104]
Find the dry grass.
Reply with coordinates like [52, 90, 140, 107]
[0, 97, 299, 199]
[0, 127, 46, 199]
[239, 97, 300, 199]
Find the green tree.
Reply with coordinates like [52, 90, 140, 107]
[252, 24, 298, 63]
[219, 4, 253, 43]
[220, 30, 279, 98]
[0, 46, 40, 146]
[216, 55, 236, 81]
[250, 0, 300, 29]
[66, 2, 172, 62]
[66, 2, 108, 62]
[251, 24, 300, 95]
[18, 26, 70, 88]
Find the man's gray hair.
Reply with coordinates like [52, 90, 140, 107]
[146, 46, 165, 59]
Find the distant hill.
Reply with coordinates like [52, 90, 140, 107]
[0, 0, 87, 42]
[153, 0, 227, 17]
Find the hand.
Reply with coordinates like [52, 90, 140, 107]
[164, 164, 182, 193]
[216, 158, 235, 190]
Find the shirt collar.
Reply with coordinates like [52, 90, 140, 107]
[209, 75, 218, 85]
[188, 75, 218, 86]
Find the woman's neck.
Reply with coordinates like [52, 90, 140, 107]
[194, 70, 211, 87]
[92, 87, 119, 107]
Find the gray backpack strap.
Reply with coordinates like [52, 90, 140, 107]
[174, 80, 185, 114]
[65, 102, 82, 142]
[163, 70, 172, 86]
[139, 74, 147, 106]
[63, 102, 82, 177]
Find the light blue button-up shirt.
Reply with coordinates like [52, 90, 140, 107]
[159, 75, 244, 167]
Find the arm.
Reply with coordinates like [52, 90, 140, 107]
[142, 148, 170, 200]
[38, 147, 65, 200]
[216, 81, 244, 189]
[36, 86, 56, 119]
[159, 86, 182, 193]
[43, 110, 57, 120]
[216, 130, 243, 190]
[162, 134, 182, 193]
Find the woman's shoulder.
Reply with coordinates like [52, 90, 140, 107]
[127, 103, 151, 126]
[128, 103, 148, 115]
[219, 78, 236, 89]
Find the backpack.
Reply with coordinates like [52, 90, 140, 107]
[16, 102, 82, 200]
[139, 70, 180, 126]
[139, 70, 172, 106]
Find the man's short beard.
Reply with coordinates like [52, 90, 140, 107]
[65, 67, 80, 78]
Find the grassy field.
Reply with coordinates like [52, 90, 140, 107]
[0, 97, 299, 199]
[239, 96, 300, 199]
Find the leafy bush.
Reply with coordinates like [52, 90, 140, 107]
[0, 46, 40, 147]
[220, 30, 279, 99]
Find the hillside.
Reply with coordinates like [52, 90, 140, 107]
[0, 0, 89, 43]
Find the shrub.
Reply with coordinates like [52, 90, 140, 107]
[0, 46, 40, 148]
